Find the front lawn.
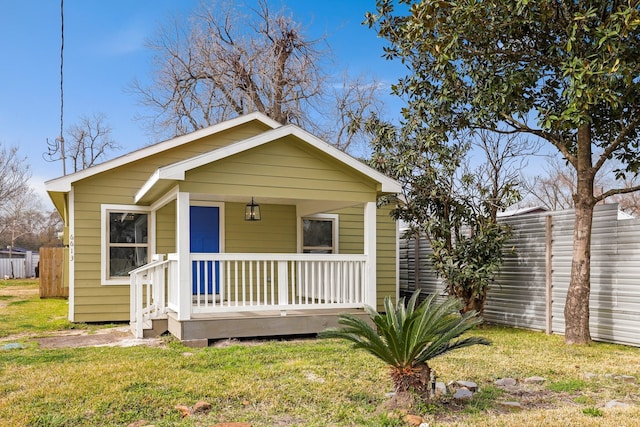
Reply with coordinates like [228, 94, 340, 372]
[1, 280, 639, 426]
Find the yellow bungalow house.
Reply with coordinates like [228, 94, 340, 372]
[45, 112, 401, 345]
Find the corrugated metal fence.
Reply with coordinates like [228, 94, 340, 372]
[400, 204, 640, 346]
[0, 252, 39, 279]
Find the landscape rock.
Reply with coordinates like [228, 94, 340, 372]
[193, 401, 212, 414]
[494, 378, 517, 387]
[175, 405, 192, 418]
[524, 376, 546, 384]
[175, 400, 212, 417]
[403, 414, 425, 426]
[606, 400, 630, 409]
[455, 380, 478, 391]
[1, 343, 25, 350]
[617, 375, 636, 383]
[453, 387, 473, 401]
[584, 372, 598, 380]
[305, 371, 325, 383]
[435, 381, 447, 396]
[497, 401, 522, 411]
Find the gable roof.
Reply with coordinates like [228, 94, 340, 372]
[45, 112, 282, 193]
[135, 124, 402, 203]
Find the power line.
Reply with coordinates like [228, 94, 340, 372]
[45, 0, 67, 174]
[58, 0, 66, 175]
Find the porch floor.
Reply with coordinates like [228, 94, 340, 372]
[165, 308, 369, 345]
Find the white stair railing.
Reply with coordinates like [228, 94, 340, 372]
[129, 254, 172, 338]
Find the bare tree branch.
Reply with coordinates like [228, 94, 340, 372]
[66, 113, 120, 172]
[0, 145, 30, 202]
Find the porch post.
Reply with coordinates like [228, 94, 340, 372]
[176, 191, 191, 320]
[364, 201, 377, 308]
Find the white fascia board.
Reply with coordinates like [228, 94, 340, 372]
[45, 112, 281, 193]
[134, 170, 162, 203]
[285, 126, 403, 194]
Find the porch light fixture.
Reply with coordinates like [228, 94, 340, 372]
[244, 197, 261, 221]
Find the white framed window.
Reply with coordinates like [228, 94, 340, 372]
[300, 214, 338, 254]
[101, 205, 152, 285]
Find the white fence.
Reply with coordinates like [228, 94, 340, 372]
[0, 252, 39, 279]
[400, 204, 640, 347]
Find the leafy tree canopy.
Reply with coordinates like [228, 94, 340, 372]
[366, 0, 640, 344]
[367, 0, 640, 184]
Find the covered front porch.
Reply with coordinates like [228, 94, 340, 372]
[129, 251, 374, 342]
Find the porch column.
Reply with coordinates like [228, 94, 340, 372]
[364, 201, 377, 308]
[176, 191, 191, 320]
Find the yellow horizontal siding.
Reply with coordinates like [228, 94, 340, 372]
[225, 203, 297, 253]
[70, 124, 270, 320]
[376, 205, 397, 309]
[185, 138, 377, 202]
[156, 201, 176, 255]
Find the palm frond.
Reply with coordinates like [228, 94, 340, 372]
[321, 290, 491, 386]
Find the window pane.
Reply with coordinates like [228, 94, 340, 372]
[303, 219, 333, 248]
[109, 213, 148, 244]
[109, 247, 148, 277]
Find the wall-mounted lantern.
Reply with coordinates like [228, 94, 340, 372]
[244, 197, 261, 221]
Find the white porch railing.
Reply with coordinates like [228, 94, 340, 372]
[182, 253, 369, 314]
[130, 253, 369, 337]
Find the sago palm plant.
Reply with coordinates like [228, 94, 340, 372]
[321, 292, 490, 398]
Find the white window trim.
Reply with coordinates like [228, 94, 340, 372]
[298, 213, 339, 254]
[101, 204, 154, 285]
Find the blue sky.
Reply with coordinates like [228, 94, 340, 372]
[0, 1, 406, 206]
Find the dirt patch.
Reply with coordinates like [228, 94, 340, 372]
[0, 286, 38, 308]
[0, 286, 37, 297]
[32, 327, 165, 349]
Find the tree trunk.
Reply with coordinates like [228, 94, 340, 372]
[462, 288, 487, 316]
[391, 363, 431, 398]
[564, 125, 595, 345]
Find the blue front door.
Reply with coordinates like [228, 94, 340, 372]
[190, 206, 220, 294]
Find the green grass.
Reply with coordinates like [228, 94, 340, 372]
[549, 379, 588, 393]
[582, 407, 604, 417]
[0, 279, 78, 338]
[1, 281, 640, 426]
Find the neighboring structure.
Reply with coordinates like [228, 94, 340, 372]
[0, 248, 39, 279]
[45, 112, 401, 344]
[401, 204, 640, 347]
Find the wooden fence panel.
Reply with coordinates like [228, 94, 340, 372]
[39, 247, 66, 298]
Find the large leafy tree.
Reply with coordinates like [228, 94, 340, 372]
[368, 118, 516, 314]
[367, 0, 640, 344]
